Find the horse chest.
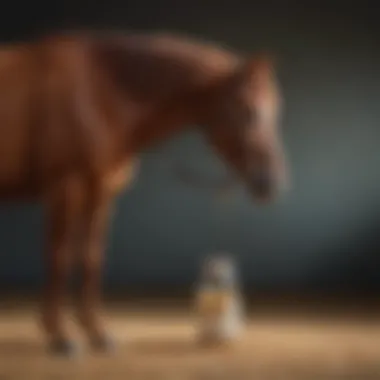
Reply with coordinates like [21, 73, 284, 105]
[0, 57, 33, 185]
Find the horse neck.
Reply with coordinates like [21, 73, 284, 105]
[131, 91, 212, 152]
[94, 34, 240, 152]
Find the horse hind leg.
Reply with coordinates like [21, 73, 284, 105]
[75, 187, 115, 353]
[41, 176, 84, 357]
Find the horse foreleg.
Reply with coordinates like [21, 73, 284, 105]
[76, 191, 114, 352]
[41, 178, 83, 356]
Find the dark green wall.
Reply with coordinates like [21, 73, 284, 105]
[0, 1, 379, 292]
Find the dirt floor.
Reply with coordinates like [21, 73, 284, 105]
[1, 299, 380, 380]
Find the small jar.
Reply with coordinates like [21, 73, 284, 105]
[195, 254, 244, 346]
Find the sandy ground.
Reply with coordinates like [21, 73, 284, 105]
[1, 301, 380, 379]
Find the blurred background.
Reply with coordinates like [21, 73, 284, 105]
[0, 0, 379, 300]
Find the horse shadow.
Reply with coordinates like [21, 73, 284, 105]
[0, 336, 199, 358]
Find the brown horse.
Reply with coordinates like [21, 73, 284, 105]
[0, 30, 288, 355]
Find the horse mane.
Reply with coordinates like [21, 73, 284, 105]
[74, 29, 242, 66]
[47, 30, 245, 104]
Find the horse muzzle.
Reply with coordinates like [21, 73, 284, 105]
[247, 167, 288, 203]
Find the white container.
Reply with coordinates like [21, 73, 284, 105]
[194, 254, 244, 345]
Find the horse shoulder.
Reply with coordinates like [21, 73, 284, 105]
[0, 45, 37, 188]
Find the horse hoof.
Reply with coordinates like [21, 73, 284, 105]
[90, 334, 117, 354]
[48, 338, 82, 358]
